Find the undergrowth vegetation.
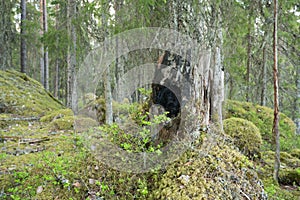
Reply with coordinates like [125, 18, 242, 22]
[0, 72, 299, 199]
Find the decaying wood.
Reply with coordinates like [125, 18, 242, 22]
[19, 137, 50, 144]
[0, 116, 40, 121]
[0, 136, 20, 142]
[0, 136, 49, 144]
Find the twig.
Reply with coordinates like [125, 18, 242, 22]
[240, 190, 251, 200]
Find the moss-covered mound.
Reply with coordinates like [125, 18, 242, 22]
[0, 70, 63, 118]
[279, 168, 300, 186]
[149, 131, 267, 200]
[40, 109, 73, 122]
[223, 117, 262, 158]
[224, 100, 298, 151]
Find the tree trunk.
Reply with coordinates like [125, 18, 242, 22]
[152, 48, 212, 143]
[0, 1, 13, 70]
[105, 67, 113, 124]
[246, 16, 252, 102]
[296, 65, 300, 134]
[54, 59, 59, 98]
[20, 0, 27, 74]
[54, 4, 60, 98]
[67, 0, 77, 112]
[40, 0, 44, 85]
[102, 7, 113, 124]
[261, 42, 267, 106]
[273, 0, 280, 183]
[210, 8, 224, 128]
[42, 0, 49, 90]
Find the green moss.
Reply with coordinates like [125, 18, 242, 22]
[0, 70, 63, 118]
[223, 117, 262, 158]
[48, 116, 75, 130]
[74, 117, 98, 132]
[263, 178, 300, 200]
[291, 149, 300, 159]
[40, 109, 73, 122]
[279, 168, 300, 186]
[149, 131, 266, 200]
[224, 100, 298, 151]
[280, 152, 300, 168]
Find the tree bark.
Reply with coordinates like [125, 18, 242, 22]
[102, 6, 113, 124]
[42, 0, 49, 90]
[0, 1, 13, 70]
[40, 0, 44, 85]
[67, 0, 78, 112]
[20, 0, 27, 74]
[261, 41, 267, 106]
[210, 7, 224, 128]
[296, 64, 300, 134]
[54, 4, 59, 98]
[273, 0, 280, 183]
[246, 16, 252, 102]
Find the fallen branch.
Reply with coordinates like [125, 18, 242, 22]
[0, 136, 20, 142]
[19, 137, 50, 144]
[0, 116, 40, 121]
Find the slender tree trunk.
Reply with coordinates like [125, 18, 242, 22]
[296, 65, 300, 134]
[40, 0, 44, 85]
[43, 0, 49, 90]
[0, 1, 13, 70]
[102, 9, 113, 124]
[54, 4, 60, 98]
[246, 16, 252, 102]
[273, 0, 280, 183]
[210, 8, 224, 128]
[20, 0, 27, 74]
[54, 59, 59, 98]
[261, 41, 267, 106]
[105, 67, 113, 124]
[66, 0, 77, 112]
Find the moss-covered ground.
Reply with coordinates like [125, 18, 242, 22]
[0, 70, 299, 199]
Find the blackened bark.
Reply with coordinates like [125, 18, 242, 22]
[152, 49, 212, 143]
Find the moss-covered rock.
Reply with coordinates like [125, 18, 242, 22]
[40, 109, 73, 122]
[280, 152, 300, 168]
[48, 116, 75, 130]
[291, 149, 300, 159]
[149, 132, 267, 200]
[0, 70, 63, 118]
[223, 117, 262, 158]
[279, 168, 300, 186]
[74, 117, 98, 132]
[224, 100, 298, 151]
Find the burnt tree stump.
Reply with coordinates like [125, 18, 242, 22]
[151, 48, 223, 144]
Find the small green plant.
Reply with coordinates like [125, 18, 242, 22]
[97, 99, 170, 153]
[137, 178, 149, 196]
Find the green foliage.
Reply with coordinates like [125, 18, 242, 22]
[223, 117, 262, 158]
[263, 178, 300, 200]
[97, 106, 169, 153]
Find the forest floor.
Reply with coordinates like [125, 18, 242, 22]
[0, 70, 300, 199]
